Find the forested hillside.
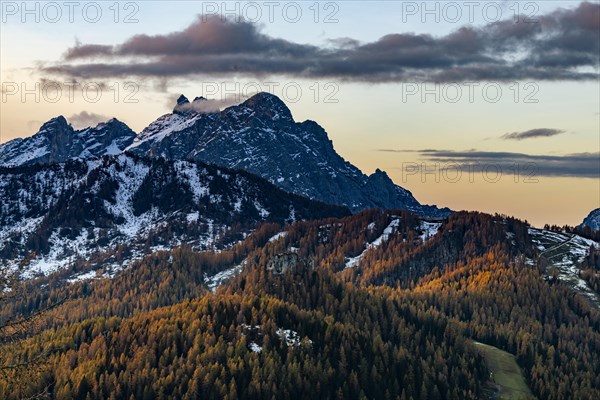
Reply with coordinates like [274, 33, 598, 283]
[1, 211, 599, 399]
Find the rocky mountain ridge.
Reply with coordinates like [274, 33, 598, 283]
[0, 116, 135, 166]
[0, 93, 450, 217]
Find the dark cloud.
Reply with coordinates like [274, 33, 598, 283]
[326, 37, 361, 49]
[65, 43, 113, 60]
[381, 149, 600, 178]
[501, 128, 566, 140]
[43, 2, 600, 83]
[68, 111, 111, 129]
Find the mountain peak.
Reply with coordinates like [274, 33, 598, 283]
[369, 168, 393, 184]
[173, 95, 211, 115]
[176, 94, 189, 105]
[6, 94, 448, 217]
[174, 95, 191, 114]
[37, 115, 71, 135]
[96, 117, 122, 128]
[0, 115, 136, 167]
[127, 93, 448, 217]
[241, 92, 293, 121]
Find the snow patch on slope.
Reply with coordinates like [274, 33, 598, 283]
[529, 228, 600, 306]
[269, 231, 288, 242]
[345, 219, 399, 269]
[67, 270, 99, 284]
[175, 161, 209, 202]
[127, 113, 201, 150]
[104, 155, 151, 237]
[276, 328, 311, 347]
[249, 342, 262, 353]
[419, 221, 442, 243]
[205, 260, 246, 292]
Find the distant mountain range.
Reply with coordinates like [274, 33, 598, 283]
[0, 116, 135, 166]
[0, 92, 449, 218]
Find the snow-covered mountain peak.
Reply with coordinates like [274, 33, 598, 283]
[0, 116, 136, 167]
[36, 115, 71, 134]
[88, 117, 128, 132]
[2, 93, 450, 217]
[130, 112, 201, 148]
[239, 92, 293, 121]
[125, 92, 449, 216]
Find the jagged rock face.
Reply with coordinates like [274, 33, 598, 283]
[0, 92, 449, 217]
[581, 208, 600, 231]
[267, 253, 313, 275]
[0, 117, 136, 167]
[128, 92, 450, 217]
[0, 154, 349, 277]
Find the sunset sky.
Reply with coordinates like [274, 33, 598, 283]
[1, 0, 598, 227]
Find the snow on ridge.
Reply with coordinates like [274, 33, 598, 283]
[345, 254, 364, 269]
[0, 217, 43, 248]
[9, 145, 50, 166]
[0, 164, 100, 276]
[529, 228, 600, 306]
[20, 229, 97, 278]
[268, 231, 288, 242]
[104, 156, 151, 237]
[67, 270, 99, 284]
[205, 260, 246, 292]
[529, 228, 598, 257]
[0, 135, 49, 167]
[371, 219, 400, 247]
[419, 221, 442, 243]
[103, 139, 123, 156]
[175, 161, 209, 202]
[345, 219, 399, 269]
[127, 113, 200, 150]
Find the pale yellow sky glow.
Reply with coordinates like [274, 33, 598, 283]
[1, 1, 598, 227]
